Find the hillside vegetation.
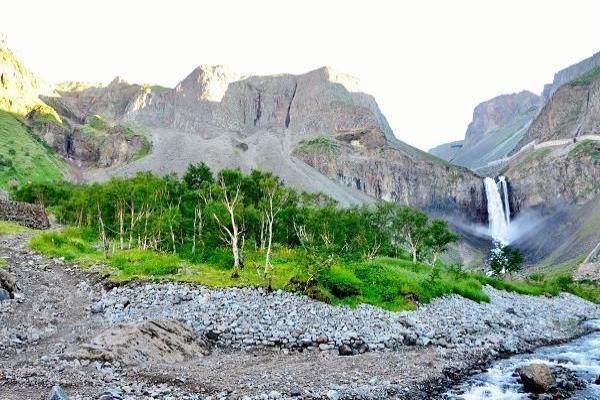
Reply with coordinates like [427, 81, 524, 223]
[15, 164, 599, 309]
[0, 110, 67, 189]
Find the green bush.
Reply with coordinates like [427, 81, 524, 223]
[319, 266, 362, 297]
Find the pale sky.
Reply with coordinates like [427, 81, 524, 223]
[3, 0, 599, 150]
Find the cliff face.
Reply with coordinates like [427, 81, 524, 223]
[506, 144, 599, 212]
[294, 130, 487, 222]
[430, 91, 540, 170]
[516, 71, 600, 147]
[53, 65, 486, 218]
[463, 91, 540, 148]
[542, 51, 600, 101]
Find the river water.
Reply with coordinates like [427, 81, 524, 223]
[445, 320, 600, 399]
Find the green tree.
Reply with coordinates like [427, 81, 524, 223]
[393, 206, 429, 263]
[425, 219, 459, 265]
[183, 162, 214, 190]
[489, 243, 524, 276]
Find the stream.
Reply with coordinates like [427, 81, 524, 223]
[445, 319, 600, 399]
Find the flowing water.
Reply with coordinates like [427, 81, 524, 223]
[498, 176, 510, 226]
[483, 177, 510, 244]
[445, 320, 600, 399]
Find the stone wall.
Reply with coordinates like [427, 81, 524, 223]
[0, 199, 50, 229]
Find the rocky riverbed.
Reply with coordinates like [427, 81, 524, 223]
[1, 231, 599, 399]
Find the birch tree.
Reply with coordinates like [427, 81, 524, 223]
[212, 178, 244, 276]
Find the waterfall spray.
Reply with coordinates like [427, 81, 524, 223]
[483, 177, 510, 244]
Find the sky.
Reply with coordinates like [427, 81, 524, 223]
[2, 0, 599, 151]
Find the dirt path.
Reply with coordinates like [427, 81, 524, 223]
[0, 232, 485, 400]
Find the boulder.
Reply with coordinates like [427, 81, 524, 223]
[516, 363, 555, 393]
[73, 319, 211, 366]
[0, 268, 17, 296]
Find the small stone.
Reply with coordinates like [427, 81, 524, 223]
[289, 387, 302, 397]
[48, 384, 69, 400]
[338, 344, 353, 356]
[0, 288, 10, 301]
[326, 390, 340, 400]
[316, 334, 328, 343]
[91, 301, 105, 313]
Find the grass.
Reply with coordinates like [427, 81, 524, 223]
[79, 119, 152, 161]
[570, 66, 600, 86]
[0, 221, 29, 235]
[0, 110, 67, 190]
[27, 228, 599, 310]
[511, 148, 552, 171]
[293, 136, 341, 158]
[569, 139, 600, 160]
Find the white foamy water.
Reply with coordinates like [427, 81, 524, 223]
[446, 320, 600, 399]
[483, 177, 510, 244]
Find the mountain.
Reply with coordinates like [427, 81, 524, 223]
[429, 140, 464, 160]
[0, 43, 147, 177]
[429, 91, 541, 171]
[514, 67, 600, 149]
[44, 65, 486, 221]
[542, 51, 600, 101]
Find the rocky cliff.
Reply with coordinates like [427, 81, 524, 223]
[515, 69, 600, 148]
[429, 91, 540, 170]
[62, 65, 486, 218]
[0, 44, 146, 170]
[542, 51, 600, 101]
[293, 130, 487, 222]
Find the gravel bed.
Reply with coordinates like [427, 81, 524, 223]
[99, 282, 600, 355]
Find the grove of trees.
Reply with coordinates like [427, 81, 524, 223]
[14, 163, 459, 276]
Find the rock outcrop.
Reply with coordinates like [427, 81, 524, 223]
[516, 69, 600, 148]
[56, 65, 487, 218]
[430, 91, 540, 170]
[542, 51, 600, 101]
[294, 130, 487, 222]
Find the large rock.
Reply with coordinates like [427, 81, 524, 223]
[0, 269, 17, 297]
[516, 363, 556, 393]
[74, 319, 211, 366]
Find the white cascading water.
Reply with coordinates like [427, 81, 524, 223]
[498, 176, 510, 225]
[483, 177, 510, 244]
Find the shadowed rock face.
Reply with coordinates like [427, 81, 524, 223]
[294, 129, 487, 222]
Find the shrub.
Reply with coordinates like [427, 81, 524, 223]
[319, 266, 362, 297]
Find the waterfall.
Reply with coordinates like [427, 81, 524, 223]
[498, 176, 510, 225]
[483, 177, 510, 244]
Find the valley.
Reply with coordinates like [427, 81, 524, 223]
[0, 22, 599, 400]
